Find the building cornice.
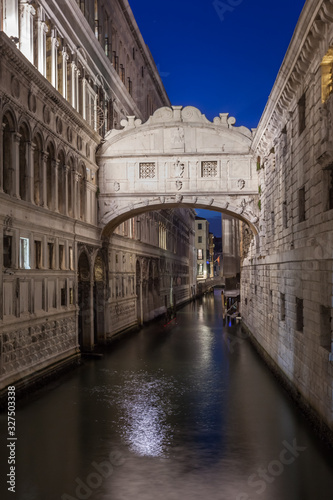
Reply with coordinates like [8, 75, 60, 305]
[253, 0, 329, 153]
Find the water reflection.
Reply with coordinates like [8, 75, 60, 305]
[117, 371, 181, 457]
[0, 292, 333, 500]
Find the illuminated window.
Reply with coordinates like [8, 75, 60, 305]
[20, 237, 30, 269]
[69, 247, 74, 270]
[197, 249, 203, 260]
[321, 48, 333, 103]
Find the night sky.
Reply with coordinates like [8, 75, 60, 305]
[128, 0, 306, 235]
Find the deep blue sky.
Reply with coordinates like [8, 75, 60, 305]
[129, 0, 305, 129]
[129, 0, 306, 236]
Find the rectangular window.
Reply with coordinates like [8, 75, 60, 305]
[201, 161, 218, 177]
[48, 242, 54, 269]
[298, 93, 306, 135]
[198, 263, 203, 275]
[139, 162, 155, 179]
[325, 166, 333, 211]
[20, 237, 30, 269]
[280, 293, 286, 321]
[35, 240, 42, 269]
[198, 236, 202, 243]
[298, 187, 306, 222]
[271, 212, 275, 236]
[3, 234, 12, 268]
[61, 287, 67, 306]
[296, 297, 304, 332]
[197, 248, 203, 260]
[69, 247, 74, 270]
[283, 201, 288, 229]
[198, 223, 202, 230]
[59, 244, 65, 270]
[320, 305, 332, 351]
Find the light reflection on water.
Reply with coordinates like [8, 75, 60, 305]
[0, 292, 333, 500]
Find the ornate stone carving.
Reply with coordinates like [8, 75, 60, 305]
[238, 179, 246, 190]
[171, 127, 184, 144]
[139, 162, 155, 178]
[103, 200, 118, 214]
[114, 182, 120, 192]
[175, 194, 183, 203]
[176, 180, 183, 191]
[174, 159, 185, 177]
[201, 161, 217, 177]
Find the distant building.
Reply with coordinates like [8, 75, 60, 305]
[195, 216, 211, 280]
[213, 236, 222, 277]
[221, 214, 240, 289]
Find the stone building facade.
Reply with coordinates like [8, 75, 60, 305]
[0, 0, 195, 393]
[241, 0, 333, 437]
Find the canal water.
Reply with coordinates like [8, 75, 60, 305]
[1, 291, 333, 500]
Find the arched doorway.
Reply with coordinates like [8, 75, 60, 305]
[78, 251, 93, 350]
[93, 251, 106, 343]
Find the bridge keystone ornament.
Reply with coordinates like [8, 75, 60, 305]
[97, 105, 259, 236]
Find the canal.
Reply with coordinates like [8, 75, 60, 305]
[1, 291, 333, 500]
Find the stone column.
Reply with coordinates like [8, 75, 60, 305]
[13, 132, 21, 199]
[51, 29, 59, 89]
[64, 165, 69, 216]
[62, 48, 69, 99]
[82, 77, 87, 120]
[74, 171, 79, 219]
[41, 151, 48, 207]
[26, 140, 34, 203]
[37, 8, 48, 77]
[54, 159, 59, 212]
[70, 61, 77, 109]
[19, 2, 36, 64]
[3, 0, 19, 39]
[75, 68, 80, 112]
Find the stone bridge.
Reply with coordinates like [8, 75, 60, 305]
[97, 106, 259, 236]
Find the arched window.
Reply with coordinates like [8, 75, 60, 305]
[79, 163, 85, 220]
[33, 132, 43, 205]
[58, 150, 66, 214]
[19, 123, 30, 201]
[68, 156, 73, 217]
[46, 142, 55, 210]
[2, 113, 14, 195]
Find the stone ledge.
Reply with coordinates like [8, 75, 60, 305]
[0, 351, 81, 410]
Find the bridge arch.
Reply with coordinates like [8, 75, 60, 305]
[97, 105, 260, 239]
